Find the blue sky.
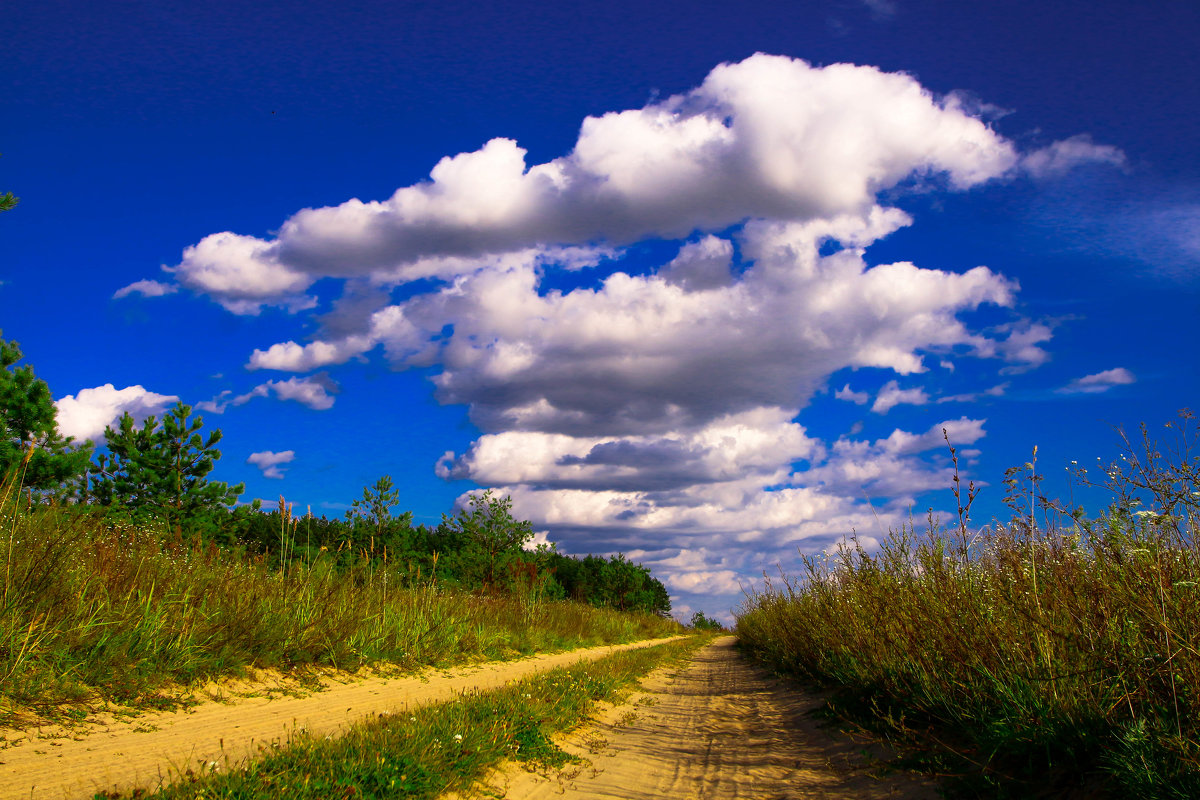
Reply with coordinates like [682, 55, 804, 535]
[4, 0, 1198, 622]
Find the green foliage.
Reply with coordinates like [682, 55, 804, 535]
[737, 410, 1200, 796]
[349, 474, 402, 532]
[344, 474, 414, 555]
[89, 402, 243, 532]
[434, 489, 534, 589]
[0, 331, 91, 492]
[689, 611, 725, 631]
[0, 153, 17, 213]
[550, 552, 671, 616]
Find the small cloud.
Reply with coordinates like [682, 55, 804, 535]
[1021, 134, 1126, 179]
[834, 383, 869, 405]
[195, 390, 233, 414]
[996, 322, 1054, 373]
[938, 383, 1008, 404]
[268, 374, 339, 410]
[196, 374, 339, 413]
[247, 450, 296, 479]
[871, 380, 929, 414]
[1057, 367, 1136, 395]
[195, 385, 269, 414]
[860, 0, 897, 19]
[113, 279, 178, 299]
[248, 337, 374, 371]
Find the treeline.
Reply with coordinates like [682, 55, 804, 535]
[1, 331, 670, 616]
[187, 486, 670, 615]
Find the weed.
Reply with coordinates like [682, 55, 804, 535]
[737, 410, 1200, 797]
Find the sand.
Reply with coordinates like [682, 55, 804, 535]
[0, 636, 683, 800]
[465, 636, 939, 799]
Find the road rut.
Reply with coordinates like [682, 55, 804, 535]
[479, 636, 937, 799]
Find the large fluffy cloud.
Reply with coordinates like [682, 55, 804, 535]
[131, 54, 1122, 611]
[254, 213, 1023, 438]
[135, 54, 1027, 312]
[55, 384, 180, 442]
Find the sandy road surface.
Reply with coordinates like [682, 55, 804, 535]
[478, 636, 938, 799]
[0, 636, 683, 800]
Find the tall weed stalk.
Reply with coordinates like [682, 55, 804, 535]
[737, 411, 1200, 798]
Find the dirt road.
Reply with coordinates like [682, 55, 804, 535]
[0, 636, 683, 800]
[476, 636, 938, 799]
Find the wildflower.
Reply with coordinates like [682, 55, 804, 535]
[454, 734, 463, 741]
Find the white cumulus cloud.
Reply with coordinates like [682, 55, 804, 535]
[136, 53, 1114, 610]
[246, 450, 296, 479]
[55, 384, 180, 442]
[871, 380, 930, 414]
[835, 384, 870, 405]
[134, 54, 1020, 312]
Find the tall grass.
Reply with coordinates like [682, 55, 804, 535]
[737, 411, 1200, 797]
[0, 476, 678, 727]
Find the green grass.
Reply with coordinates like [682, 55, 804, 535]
[0, 487, 680, 728]
[95, 636, 705, 799]
[737, 412, 1200, 798]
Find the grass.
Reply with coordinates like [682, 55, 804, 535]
[0, 479, 680, 729]
[736, 411, 1200, 798]
[95, 636, 706, 799]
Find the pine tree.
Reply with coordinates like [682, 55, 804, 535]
[347, 474, 412, 553]
[437, 490, 534, 589]
[1, 153, 18, 213]
[0, 331, 91, 492]
[350, 474, 401, 534]
[91, 402, 243, 530]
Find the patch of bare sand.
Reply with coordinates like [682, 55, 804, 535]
[0, 636, 683, 800]
[464, 636, 939, 799]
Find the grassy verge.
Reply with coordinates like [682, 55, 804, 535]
[96, 636, 706, 799]
[0, 493, 680, 728]
[737, 412, 1200, 798]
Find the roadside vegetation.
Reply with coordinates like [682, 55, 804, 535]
[737, 411, 1200, 797]
[0, 331, 678, 728]
[97, 636, 704, 800]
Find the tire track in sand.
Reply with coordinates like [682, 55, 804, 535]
[0, 636, 684, 800]
[475, 636, 938, 799]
